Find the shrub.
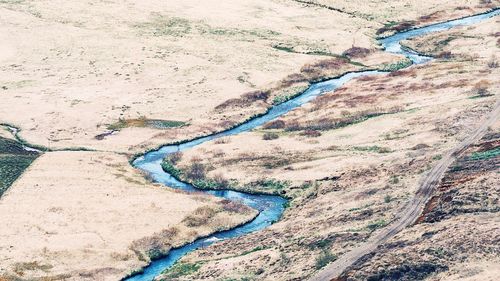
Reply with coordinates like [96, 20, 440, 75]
[252, 178, 290, 190]
[367, 219, 388, 231]
[214, 137, 230, 144]
[219, 199, 250, 214]
[186, 161, 206, 180]
[263, 132, 279, 140]
[213, 173, 230, 188]
[161, 262, 202, 279]
[472, 80, 490, 97]
[161, 159, 182, 178]
[315, 250, 337, 269]
[376, 21, 415, 35]
[487, 56, 498, 68]
[279, 73, 308, 87]
[300, 130, 322, 137]
[183, 206, 217, 227]
[436, 51, 452, 59]
[167, 151, 183, 164]
[263, 120, 285, 130]
[242, 90, 270, 102]
[342, 46, 371, 58]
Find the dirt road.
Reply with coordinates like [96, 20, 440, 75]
[310, 100, 500, 281]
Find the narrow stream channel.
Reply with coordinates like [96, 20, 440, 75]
[126, 9, 500, 281]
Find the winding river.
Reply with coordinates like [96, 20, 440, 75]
[126, 9, 500, 281]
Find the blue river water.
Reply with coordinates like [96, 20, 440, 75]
[126, 8, 500, 281]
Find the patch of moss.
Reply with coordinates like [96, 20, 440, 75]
[469, 147, 499, 161]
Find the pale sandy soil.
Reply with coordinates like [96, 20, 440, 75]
[154, 16, 499, 281]
[0, 1, 498, 280]
[0, 151, 256, 280]
[299, 0, 498, 31]
[0, 0, 490, 153]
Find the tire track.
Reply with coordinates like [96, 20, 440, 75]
[310, 100, 500, 281]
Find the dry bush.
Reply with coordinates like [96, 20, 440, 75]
[310, 91, 343, 110]
[183, 206, 217, 227]
[213, 173, 229, 188]
[472, 80, 491, 96]
[187, 161, 206, 180]
[285, 106, 404, 132]
[212, 149, 225, 158]
[214, 137, 230, 144]
[376, 21, 415, 35]
[388, 68, 417, 77]
[263, 120, 286, 129]
[242, 90, 270, 102]
[279, 73, 308, 88]
[215, 90, 269, 110]
[357, 75, 378, 82]
[418, 11, 440, 22]
[219, 199, 251, 214]
[300, 57, 349, 78]
[130, 227, 179, 260]
[300, 130, 322, 138]
[342, 46, 372, 58]
[263, 132, 279, 140]
[436, 51, 453, 59]
[167, 151, 183, 164]
[487, 56, 498, 68]
[218, 120, 236, 129]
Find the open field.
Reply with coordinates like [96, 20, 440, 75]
[154, 15, 499, 281]
[0, 151, 256, 280]
[1, 1, 499, 280]
[0, 0, 493, 153]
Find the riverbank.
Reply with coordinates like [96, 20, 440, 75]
[149, 10, 499, 281]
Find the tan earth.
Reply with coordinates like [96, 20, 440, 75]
[0, 1, 498, 281]
[0, 0, 494, 153]
[0, 151, 256, 280]
[153, 14, 500, 281]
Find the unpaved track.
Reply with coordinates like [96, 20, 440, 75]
[310, 99, 500, 281]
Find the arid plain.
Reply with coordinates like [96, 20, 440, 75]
[0, 0, 499, 281]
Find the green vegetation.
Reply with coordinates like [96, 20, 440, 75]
[160, 262, 203, 279]
[241, 246, 267, 256]
[315, 250, 337, 269]
[380, 58, 412, 71]
[354, 145, 391, 153]
[0, 136, 40, 197]
[469, 147, 500, 161]
[160, 159, 183, 178]
[367, 219, 388, 231]
[389, 175, 399, 184]
[252, 179, 291, 190]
